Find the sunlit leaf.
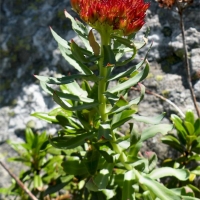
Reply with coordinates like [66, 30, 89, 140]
[33, 175, 43, 189]
[132, 113, 165, 125]
[141, 124, 173, 141]
[171, 114, 187, 144]
[107, 63, 149, 93]
[53, 92, 98, 111]
[185, 110, 195, 124]
[122, 170, 136, 200]
[64, 11, 92, 51]
[139, 176, 182, 200]
[149, 167, 189, 181]
[86, 163, 114, 191]
[31, 112, 58, 123]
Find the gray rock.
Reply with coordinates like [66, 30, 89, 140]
[0, 0, 200, 192]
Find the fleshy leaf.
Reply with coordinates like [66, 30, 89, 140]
[161, 134, 185, 152]
[53, 92, 98, 111]
[86, 163, 114, 191]
[31, 112, 58, 123]
[141, 124, 173, 141]
[122, 170, 136, 200]
[58, 44, 93, 74]
[107, 63, 149, 93]
[62, 156, 88, 175]
[132, 112, 165, 125]
[49, 132, 95, 149]
[139, 176, 182, 200]
[171, 114, 187, 144]
[64, 10, 92, 51]
[149, 167, 189, 181]
[98, 123, 112, 140]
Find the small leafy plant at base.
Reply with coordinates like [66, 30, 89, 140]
[0, 128, 75, 199]
[1, 0, 200, 199]
[161, 110, 200, 198]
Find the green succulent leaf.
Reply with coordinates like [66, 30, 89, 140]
[61, 81, 88, 96]
[111, 110, 135, 130]
[191, 136, 200, 153]
[33, 175, 43, 189]
[149, 167, 189, 181]
[128, 142, 142, 158]
[108, 60, 144, 81]
[161, 134, 185, 152]
[122, 170, 136, 200]
[107, 63, 149, 93]
[194, 118, 200, 136]
[188, 155, 200, 162]
[59, 44, 93, 74]
[31, 112, 58, 123]
[44, 176, 73, 196]
[142, 191, 153, 200]
[112, 35, 136, 48]
[84, 149, 100, 175]
[49, 132, 95, 149]
[86, 163, 114, 191]
[129, 123, 141, 146]
[0, 188, 16, 195]
[186, 135, 197, 145]
[107, 84, 145, 115]
[64, 11, 92, 51]
[62, 156, 88, 175]
[139, 176, 182, 200]
[191, 166, 200, 175]
[185, 110, 195, 124]
[97, 149, 114, 163]
[50, 26, 69, 49]
[53, 92, 98, 111]
[132, 112, 165, 125]
[25, 128, 35, 148]
[35, 74, 97, 85]
[40, 81, 95, 104]
[50, 27, 92, 74]
[48, 107, 72, 117]
[141, 124, 173, 141]
[103, 45, 116, 67]
[184, 121, 195, 135]
[187, 184, 200, 193]
[171, 114, 187, 144]
[146, 152, 158, 172]
[70, 40, 88, 63]
[98, 123, 112, 140]
[111, 35, 137, 67]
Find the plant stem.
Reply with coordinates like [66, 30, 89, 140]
[178, 9, 200, 117]
[98, 31, 110, 122]
[131, 86, 185, 118]
[0, 161, 38, 200]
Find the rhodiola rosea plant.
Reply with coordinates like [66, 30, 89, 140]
[29, 0, 199, 199]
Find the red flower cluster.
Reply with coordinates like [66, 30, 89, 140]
[71, 0, 150, 35]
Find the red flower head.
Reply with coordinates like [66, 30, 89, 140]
[71, 0, 150, 35]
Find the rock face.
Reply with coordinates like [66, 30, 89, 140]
[0, 0, 200, 191]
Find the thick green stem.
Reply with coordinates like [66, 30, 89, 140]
[98, 31, 110, 122]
